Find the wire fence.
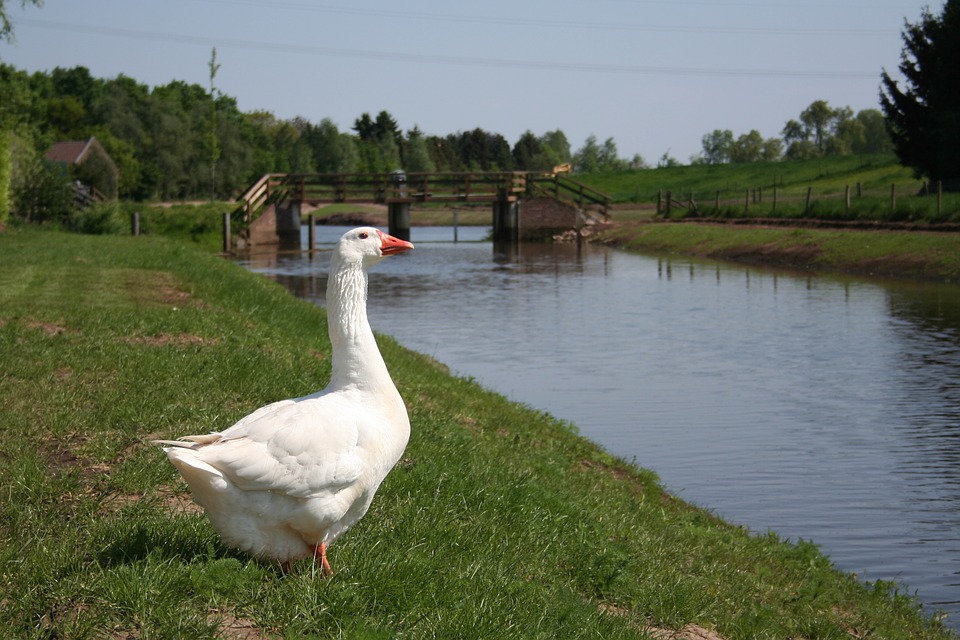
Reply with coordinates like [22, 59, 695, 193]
[655, 181, 960, 225]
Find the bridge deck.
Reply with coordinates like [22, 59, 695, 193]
[237, 171, 609, 223]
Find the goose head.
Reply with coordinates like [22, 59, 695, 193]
[334, 227, 414, 268]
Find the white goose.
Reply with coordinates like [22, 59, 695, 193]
[158, 227, 414, 574]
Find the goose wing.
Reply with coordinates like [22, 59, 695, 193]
[163, 393, 365, 499]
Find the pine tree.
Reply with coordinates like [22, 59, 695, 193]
[880, 0, 960, 189]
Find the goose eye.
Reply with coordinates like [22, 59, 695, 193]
[358, 232, 369, 239]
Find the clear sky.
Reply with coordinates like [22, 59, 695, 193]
[0, 0, 939, 164]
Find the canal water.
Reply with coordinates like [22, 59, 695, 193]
[239, 225, 960, 628]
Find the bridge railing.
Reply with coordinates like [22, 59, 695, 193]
[528, 173, 610, 219]
[283, 171, 526, 205]
[235, 170, 607, 222]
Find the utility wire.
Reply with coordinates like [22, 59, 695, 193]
[192, 0, 898, 37]
[16, 18, 881, 80]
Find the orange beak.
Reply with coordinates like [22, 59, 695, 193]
[377, 229, 415, 255]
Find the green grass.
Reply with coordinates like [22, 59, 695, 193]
[599, 222, 960, 282]
[580, 154, 922, 203]
[0, 228, 955, 639]
[124, 201, 237, 252]
[577, 154, 960, 223]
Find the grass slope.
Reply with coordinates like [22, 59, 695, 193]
[580, 154, 923, 204]
[598, 223, 960, 283]
[0, 229, 954, 639]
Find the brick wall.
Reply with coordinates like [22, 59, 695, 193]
[520, 197, 579, 241]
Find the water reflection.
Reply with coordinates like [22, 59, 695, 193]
[237, 225, 960, 627]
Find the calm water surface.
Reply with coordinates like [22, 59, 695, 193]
[239, 225, 960, 628]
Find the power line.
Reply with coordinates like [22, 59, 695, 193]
[193, 0, 898, 37]
[16, 18, 881, 80]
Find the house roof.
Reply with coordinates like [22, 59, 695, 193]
[45, 138, 96, 165]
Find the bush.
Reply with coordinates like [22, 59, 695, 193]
[67, 201, 125, 235]
[11, 157, 74, 224]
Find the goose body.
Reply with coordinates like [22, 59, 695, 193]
[158, 227, 414, 572]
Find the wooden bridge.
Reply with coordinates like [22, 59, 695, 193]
[234, 171, 610, 245]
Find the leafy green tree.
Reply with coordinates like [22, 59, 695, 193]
[760, 137, 783, 162]
[455, 128, 511, 171]
[0, 60, 44, 223]
[701, 129, 734, 164]
[598, 137, 627, 171]
[800, 100, 834, 155]
[826, 107, 862, 156]
[881, 0, 960, 188]
[207, 47, 221, 201]
[403, 126, 435, 172]
[427, 134, 460, 172]
[629, 154, 649, 170]
[90, 127, 140, 199]
[782, 101, 858, 159]
[540, 129, 571, 165]
[0, 129, 9, 224]
[853, 109, 893, 154]
[512, 130, 541, 170]
[729, 130, 764, 163]
[0, 0, 43, 42]
[573, 135, 600, 173]
[374, 111, 402, 149]
[45, 95, 87, 139]
[353, 113, 375, 140]
[303, 118, 356, 173]
[657, 151, 680, 168]
[512, 129, 571, 171]
[12, 155, 73, 224]
[353, 111, 402, 172]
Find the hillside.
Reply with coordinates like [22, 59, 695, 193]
[579, 154, 922, 205]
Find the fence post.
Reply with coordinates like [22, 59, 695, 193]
[308, 214, 315, 254]
[772, 186, 778, 212]
[131, 211, 140, 236]
[890, 183, 896, 214]
[845, 185, 851, 215]
[222, 212, 231, 254]
[805, 187, 812, 215]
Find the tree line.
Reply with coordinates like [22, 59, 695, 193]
[0, 62, 585, 203]
[0, 60, 903, 207]
[695, 102, 892, 166]
[2, 0, 959, 227]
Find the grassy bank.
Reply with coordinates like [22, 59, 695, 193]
[579, 154, 960, 225]
[0, 229, 954, 639]
[597, 221, 960, 283]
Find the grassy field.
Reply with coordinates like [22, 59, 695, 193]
[580, 154, 922, 203]
[578, 154, 960, 224]
[0, 227, 955, 639]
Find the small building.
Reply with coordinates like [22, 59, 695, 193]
[44, 137, 119, 201]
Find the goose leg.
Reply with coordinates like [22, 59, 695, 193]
[311, 542, 333, 577]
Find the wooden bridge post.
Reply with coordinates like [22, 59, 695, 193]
[492, 199, 520, 242]
[307, 214, 316, 254]
[275, 201, 301, 249]
[388, 202, 411, 241]
[222, 212, 231, 254]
